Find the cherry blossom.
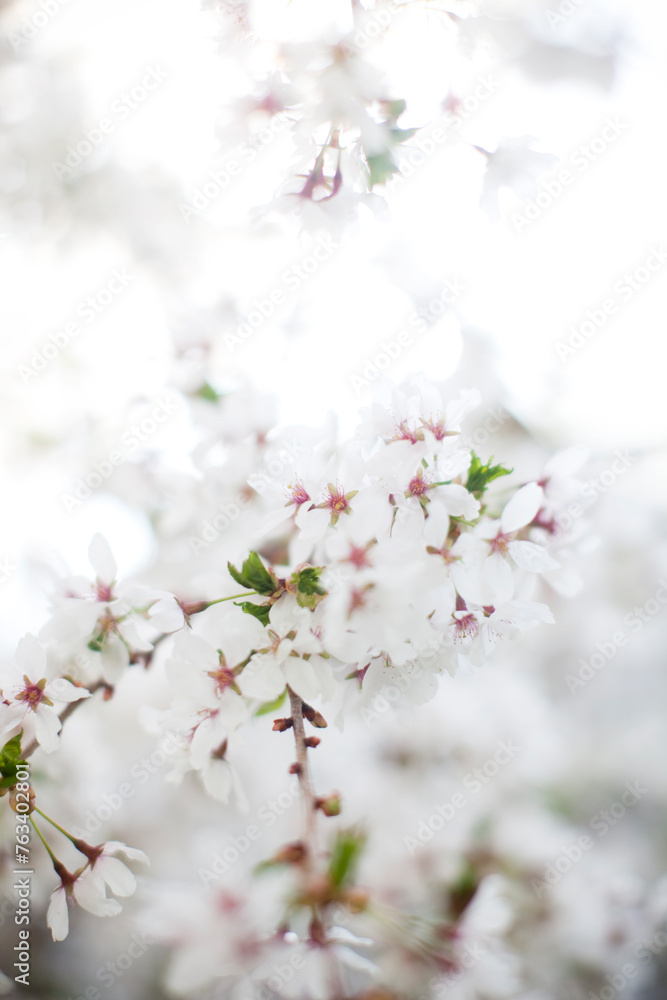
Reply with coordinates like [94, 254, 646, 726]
[0, 634, 89, 753]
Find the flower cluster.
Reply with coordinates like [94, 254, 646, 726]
[0, 371, 595, 980]
[139, 374, 574, 800]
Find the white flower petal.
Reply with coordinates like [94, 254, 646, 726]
[45, 678, 90, 704]
[33, 706, 62, 753]
[117, 619, 153, 653]
[104, 841, 149, 865]
[501, 483, 543, 534]
[101, 636, 129, 684]
[73, 872, 122, 917]
[149, 597, 185, 633]
[190, 716, 222, 769]
[88, 534, 117, 585]
[283, 658, 321, 702]
[544, 445, 588, 478]
[202, 759, 233, 802]
[483, 553, 515, 605]
[46, 887, 69, 941]
[95, 856, 137, 897]
[435, 484, 480, 521]
[15, 634, 46, 681]
[238, 659, 285, 701]
[508, 540, 560, 573]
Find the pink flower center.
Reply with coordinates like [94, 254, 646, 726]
[323, 485, 349, 514]
[345, 544, 372, 569]
[16, 676, 48, 711]
[408, 470, 430, 497]
[532, 511, 559, 535]
[207, 666, 237, 696]
[489, 532, 510, 554]
[422, 416, 447, 441]
[286, 480, 310, 507]
[96, 581, 114, 602]
[453, 613, 479, 641]
[348, 587, 369, 615]
[389, 420, 423, 444]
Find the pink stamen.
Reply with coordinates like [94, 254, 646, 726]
[453, 613, 479, 641]
[96, 581, 114, 602]
[408, 470, 430, 497]
[286, 480, 311, 507]
[489, 532, 510, 554]
[323, 486, 349, 515]
[389, 420, 422, 444]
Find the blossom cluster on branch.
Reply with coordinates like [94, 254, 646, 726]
[0, 375, 583, 965]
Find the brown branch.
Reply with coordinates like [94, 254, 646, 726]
[287, 685, 318, 867]
[23, 680, 110, 760]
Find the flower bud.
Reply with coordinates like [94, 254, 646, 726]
[272, 717, 294, 732]
[315, 793, 341, 816]
[302, 701, 328, 728]
[9, 786, 35, 814]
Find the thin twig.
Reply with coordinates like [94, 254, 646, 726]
[287, 685, 318, 866]
[22, 680, 108, 760]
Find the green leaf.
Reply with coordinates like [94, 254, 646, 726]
[328, 829, 366, 888]
[449, 860, 480, 920]
[234, 601, 271, 627]
[1, 733, 23, 763]
[290, 566, 327, 610]
[0, 732, 26, 789]
[465, 452, 513, 496]
[228, 551, 279, 596]
[255, 689, 287, 716]
[386, 98, 407, 121]
[390, 126, 420, 144]
[195, 381, 223, 403]
[367, 151, 400, 188]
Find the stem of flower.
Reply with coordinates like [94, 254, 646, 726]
[33, 807, 78, 844]
[206, 592, 258, 605]
[29, 815, 59, 866]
